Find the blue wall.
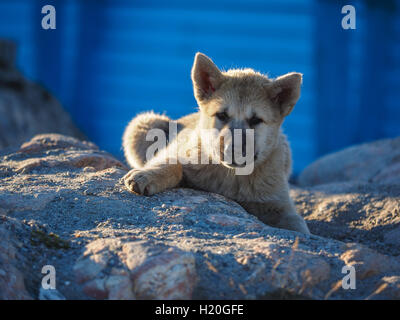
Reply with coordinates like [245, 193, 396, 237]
[0, 0, 399, 174]
[314, 0, 400, 155]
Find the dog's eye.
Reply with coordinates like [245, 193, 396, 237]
[248, 116, 263, 127]
[215, 111, 229, 122]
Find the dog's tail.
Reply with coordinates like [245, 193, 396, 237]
[122, 111, 171, 168]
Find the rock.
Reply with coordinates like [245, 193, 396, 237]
[367, 276, 400, 300]
[295, 138, 400, 257]
[384, 226, 400, 247]
[298, 137, 400, 187]
[39, 287, 66, 300]
[105, 275, 135, 300]
[18, 134, 97, 154]
[340, 243, 400, 279]
[73, 239, 197, 300]
[123, 241, 196, 299]
[291, 183, 400, 256]
[1, 133, 400, 299]
[0, 40, 84, 150]
[0, 218, 32, 300]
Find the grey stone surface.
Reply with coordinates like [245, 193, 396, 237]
[298, 137, 400, 187]
[0, 134, 399, 300]
[0, 40, 84, 150]
[291, 182, 400, 256]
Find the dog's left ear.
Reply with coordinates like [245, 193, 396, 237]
[268, 72, 302, 117]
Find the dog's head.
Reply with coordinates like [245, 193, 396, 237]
[191, 52, 302, 171]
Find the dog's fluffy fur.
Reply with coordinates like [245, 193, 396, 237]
[122, 53, 310, 234]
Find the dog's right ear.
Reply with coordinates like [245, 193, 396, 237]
[191, 52, 224, 102]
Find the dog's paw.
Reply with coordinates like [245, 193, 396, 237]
[123, 169, 161, 196]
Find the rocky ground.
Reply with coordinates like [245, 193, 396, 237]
[0, 134, 399, 300]
[295, 137, 400, 257]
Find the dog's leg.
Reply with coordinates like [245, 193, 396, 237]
[123, 141, 183, 196]
[239, 200, 310, 234]
[123, 163, 182, 196]
[274, 208, 310, 234]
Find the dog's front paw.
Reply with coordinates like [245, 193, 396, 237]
[123, 169, 160, 196]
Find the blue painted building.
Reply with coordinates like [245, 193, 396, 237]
[0, 0, 399, 174]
